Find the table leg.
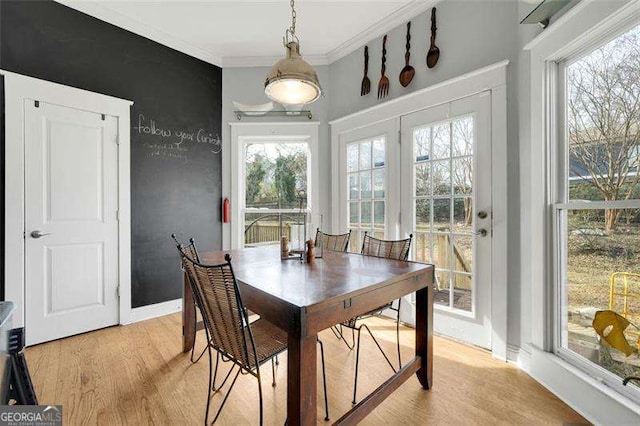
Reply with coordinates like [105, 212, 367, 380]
[415, 279, 434, 389]
[287, 333, 317, 426]
[182, 272, 196, 353]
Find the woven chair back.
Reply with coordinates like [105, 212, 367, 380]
[181, 254, 257, 370]
[361, 232, 412, 261]
[315, 228, 351, 252]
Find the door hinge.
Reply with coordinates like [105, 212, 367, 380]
[116, 285, 120, 298]
[398, 129, 401, 143]
[398, 211, 402, 224]
[116, 210, 120, 221]
[115, 135, 119, 145]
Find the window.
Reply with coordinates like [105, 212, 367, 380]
[230, 123, 319, 250]
[244, 141, 309, 248]
[556, 23, 640, 399]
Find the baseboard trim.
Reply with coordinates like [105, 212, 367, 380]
[126, 298, 183, 324]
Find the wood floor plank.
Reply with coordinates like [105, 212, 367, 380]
[24, 314, 588, 425]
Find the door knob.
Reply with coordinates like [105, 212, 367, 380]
[477, 211, 488, 219]
[474, 229, 488, 237]
[30, 230, 51, 239]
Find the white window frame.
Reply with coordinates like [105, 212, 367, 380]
[229, 122, 320, 250]
[525, 0, 640, 421]
[330, 61, 508, 360]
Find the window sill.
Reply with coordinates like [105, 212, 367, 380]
[525, 344, 640, 424]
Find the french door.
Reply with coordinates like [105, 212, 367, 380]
[400, 92, 492, 349]
[337, 94, 493, 349]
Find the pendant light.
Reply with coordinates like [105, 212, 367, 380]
[265, 0, 322, 107]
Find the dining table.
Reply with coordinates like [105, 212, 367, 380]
[181, 245, 434, 425]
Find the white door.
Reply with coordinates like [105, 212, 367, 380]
[337, 119, 400, 249]
[24, 101, 120, 345]
[400, 92, 492, 349]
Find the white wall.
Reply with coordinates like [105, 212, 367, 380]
[221, 66, 330, 249]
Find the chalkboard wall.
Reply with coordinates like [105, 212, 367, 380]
[0, 0, 222, 307]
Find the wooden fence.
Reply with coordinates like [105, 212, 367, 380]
[415, 233, 472, 290]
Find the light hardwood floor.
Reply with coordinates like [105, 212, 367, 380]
[24, 314, 588, 425]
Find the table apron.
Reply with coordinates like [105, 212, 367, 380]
[304, 272, 431, 337]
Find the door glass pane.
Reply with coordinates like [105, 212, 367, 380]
[346, 137, 386, 241]
[412, 115, 476, 313]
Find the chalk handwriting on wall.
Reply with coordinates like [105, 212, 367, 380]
[133, 114, 221, 163]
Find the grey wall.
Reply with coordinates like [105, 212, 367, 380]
[328, 0, 524, 349]
[221, 66, 331, 248]
[220, 0, 579, 353]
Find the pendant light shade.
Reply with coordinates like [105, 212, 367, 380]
[264, 0, 322, 107]
[265, 42, 321, 106]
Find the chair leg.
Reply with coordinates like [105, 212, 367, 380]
[257, 372, 264, 426]
[332, 324, 355, 350]
[352, 323, 398, 405]
[317, 338, 330, 421]
[212, 367, 241, 424]
[213, 361, 236, 393]
[352, 327, 363, 405]
[211, 351, 220, 391]
[396, 298, 402, 370]
[205, 345, 214, 425]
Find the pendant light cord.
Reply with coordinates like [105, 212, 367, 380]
[284, 0, 299, 46]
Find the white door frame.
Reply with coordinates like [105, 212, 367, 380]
[1, 70, 133, 329]
[330, 61, 509, 359]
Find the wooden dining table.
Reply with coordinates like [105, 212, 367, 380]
[181, 245, 434, 425]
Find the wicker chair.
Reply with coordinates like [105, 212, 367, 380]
[171, 234, 209, 364]
[315, 228, 351, 252]
[178, 251, 331, 424]
[342, 232, 412, 405]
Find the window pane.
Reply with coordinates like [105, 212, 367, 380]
[563, 208, 640, 385]
[435, 269, 451, 307]
[453, 273, 472, 312]
[373, 139, 385, 167]
[432, 123, 450, 160]
[361, 201, 372, 226]
[567, 25, 640, 203]
[416, 199, 431, 229]
[452, 157, 473, 196]
[414, 233, 431, 264]
[414, 127, 430, 162]
[432, 160, 451, 196]
[360, 141, 372, 169]
[374, 201, 385, 227]
[348, 144, 358, 172]
[453, 197, 473, 234]
[349, 202, 359, 227]
[433, 199, 451, 232]
[373, 169, 385, 198]
[245, 142, 307, 209]
[415, 164, 430, 197]
[360, 172, 372, 199]
[452, 116, 473, 157]
[349, 173, 359, 200]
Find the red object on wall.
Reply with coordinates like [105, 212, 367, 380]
[223, 197, 230, 223]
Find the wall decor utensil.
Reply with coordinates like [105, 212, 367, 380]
[361, 46, 371, 96]
[399, 22, 415, 87]
[426, 7, 440, 69]
[378, 35, 389, 99]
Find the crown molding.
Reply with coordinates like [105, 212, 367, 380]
[222, 54, 329, 68]
[55, 0, 223, 67]
[55, 0, 438, 69]
[326, 0, 439, 64]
